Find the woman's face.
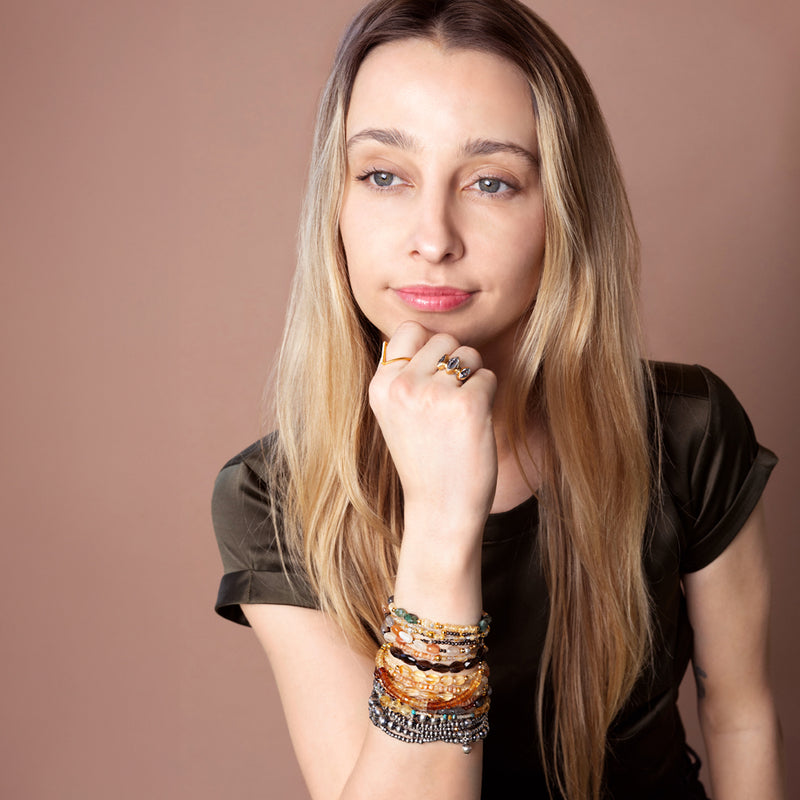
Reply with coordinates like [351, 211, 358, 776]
[339, 38, 545, 362]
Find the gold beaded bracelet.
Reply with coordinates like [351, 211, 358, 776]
[376, 666, 489, 712]
[386, 598, 492, 638]
[386, 660, 475, 689]
[375, 689, 492, 721]
[376, 645, 489, 711]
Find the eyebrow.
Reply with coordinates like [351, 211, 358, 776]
[346, 128, 538, 168]
[461, 138, 539, 168]
[346, 127, 420, 152]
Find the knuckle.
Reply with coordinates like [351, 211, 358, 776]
[428, 332, 460, 353]
[393, 319, 424, 337]
[389, 374, 417, 405]
[447, 395, 484, 429]
[368, 374, 386, 406]
[457, 346, 482, 367]
[480, 370, 498, 397]
[449, 392, 471, 415]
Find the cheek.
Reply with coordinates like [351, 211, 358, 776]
[340, 196, 382, 273]
[340, 215, 376, 318]
[503, 224, 545, 307]
[521, 240, 545, 300]
[479, 208, 545, 283]
[339, 206, 366, 287]
[338, 199, 357, 264]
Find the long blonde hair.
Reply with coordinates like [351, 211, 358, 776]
[269, 2, 655, 798]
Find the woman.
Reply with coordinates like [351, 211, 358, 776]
[212, 1, 783, 797]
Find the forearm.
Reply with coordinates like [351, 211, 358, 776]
[338, 515, 487, 800]
[699, 691, 784, 800]
[333, 324, 497, 799]
[393, 506, 485, 622]
[340, 731, 482, 800]
[684, 503, 783, 799]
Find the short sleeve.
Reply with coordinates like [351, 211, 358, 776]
[656, 364, 777, 573]
[211, 438, 317, 626]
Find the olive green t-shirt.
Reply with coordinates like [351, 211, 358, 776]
[212, 363, 776, 799]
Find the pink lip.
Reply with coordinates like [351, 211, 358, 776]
[393, 285, 474, 311]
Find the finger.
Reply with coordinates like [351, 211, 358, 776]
[432, 344, 483, 382]
[379, 340, 412, 366]
[382, 320, 434, 364]
[459, 367, 497, 402]
[407, 331, 462, 371]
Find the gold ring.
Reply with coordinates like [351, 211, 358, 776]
[380, 341, 412, 365]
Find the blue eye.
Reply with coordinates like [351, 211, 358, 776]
[477, 178, 504, 194]
[371, 171, 396, 187]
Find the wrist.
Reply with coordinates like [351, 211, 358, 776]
[402, 502, 489, 547]
[393, 554, 482, 627]
[394, 506, 486, 626]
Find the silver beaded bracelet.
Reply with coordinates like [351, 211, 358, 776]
[367, 682, 490, 754]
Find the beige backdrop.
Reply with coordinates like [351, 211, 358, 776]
[2, 1, 797, 797]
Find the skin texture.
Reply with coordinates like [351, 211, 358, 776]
[340, 39, 545, 372]
[342, 38, 546, 517]
[241, 39, 783, 800]
[684, 501, 784, 798]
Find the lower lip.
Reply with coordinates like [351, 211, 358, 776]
[393, 287, 473, 312]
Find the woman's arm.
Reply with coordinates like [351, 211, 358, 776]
[684, 501, 784, 799]
[243, 322, 497, 800]
[243, 603, 483, 800]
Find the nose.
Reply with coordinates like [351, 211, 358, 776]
[408, 187, 465, 264]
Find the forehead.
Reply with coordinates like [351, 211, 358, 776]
[346, 38, 537, 150]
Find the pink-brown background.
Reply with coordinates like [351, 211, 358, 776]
[1, 1, 797, 797]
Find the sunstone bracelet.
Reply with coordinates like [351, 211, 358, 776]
[375, 688, 492, 720]
[383, 620, 486, 657]
[381, 605, 489, 666]
[369, 598, 492, 753]
[388, 644, 486, 673]
[377, 666, 489, 711]
[386, 659, 478, 689]
[381, 647, 484, 693]
[376, 652, 489, 711]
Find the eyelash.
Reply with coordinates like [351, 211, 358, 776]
[355, 169, 403, 189]
[472, 176, 518, 196]
[354, 169, 519, 197]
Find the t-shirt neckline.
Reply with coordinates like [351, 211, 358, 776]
[484, 493, 539, 543]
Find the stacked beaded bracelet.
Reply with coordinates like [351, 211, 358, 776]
[387, 598, 492, 637]
[368, 598, 492, 754]
[377, 645, 490, 710]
